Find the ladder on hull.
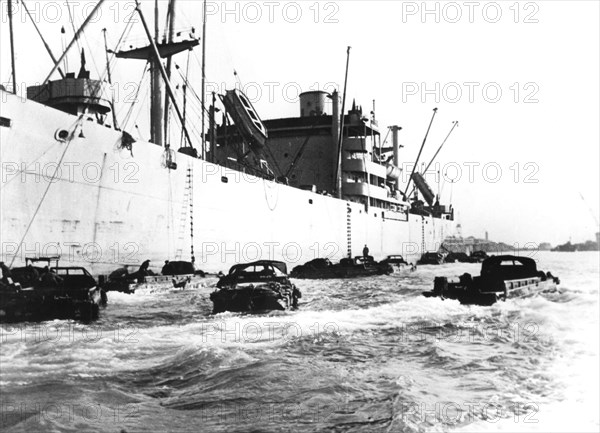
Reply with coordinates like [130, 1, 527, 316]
[175, 165, 194, 260]
[346, 204, 352, 258]
[421, 216, 426, 255]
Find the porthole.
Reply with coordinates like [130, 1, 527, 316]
[55, 129, 69, 142]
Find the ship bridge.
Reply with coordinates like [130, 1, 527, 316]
[27, 50, 112, 124]
[336, 101, 408, 216]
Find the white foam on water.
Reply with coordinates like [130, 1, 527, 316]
[453, 253, 600, 432]
[1, 252, 597, 432]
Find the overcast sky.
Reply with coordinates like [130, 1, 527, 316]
[1, 0, 599, 245]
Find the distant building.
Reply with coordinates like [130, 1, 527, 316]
[538, 242, 552, 251]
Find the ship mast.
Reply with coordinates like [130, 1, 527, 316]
[201, 0, 208, 159]
[116, 1, 199, 148]
[335, 46, 351, 199]
[136, 2, 194, 148]
[163, 0, 177, 142]
[8, 0, 17, 94]
[150, 0, 164, 146]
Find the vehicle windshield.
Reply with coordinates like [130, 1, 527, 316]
[232, 264, 286, 277]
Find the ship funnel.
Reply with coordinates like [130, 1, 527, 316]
[300, 91, 330, 117]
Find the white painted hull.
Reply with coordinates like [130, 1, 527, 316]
[0, 91, 454, 275]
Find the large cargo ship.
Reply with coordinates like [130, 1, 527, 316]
[0, 1, 455, 275]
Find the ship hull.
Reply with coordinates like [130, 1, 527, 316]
[0, 91, 454, 275]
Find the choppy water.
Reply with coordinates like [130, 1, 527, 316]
[1, 252, 598, 432]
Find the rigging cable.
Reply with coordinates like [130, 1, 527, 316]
[65, 0, 105, 80]
[379, 128, 391, 157]
[9, 116, 85, 267]
[179, 53, 191, 149]
[174, 66, 211, 136]
[262, 144, 283, 179]
[61, 25, 69, 72]
[41, 0, 106, 86]
[131, 85, 151, 140]
[21, 0, 65, 78]
[121, 62, 150, 130]
[284, 118, 322, 179]
[65, 0, 82, 55]
[0, 146, 62, 188]
[104, 19, 136, 127]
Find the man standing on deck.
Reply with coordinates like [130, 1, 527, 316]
[363, 245, 369, 259]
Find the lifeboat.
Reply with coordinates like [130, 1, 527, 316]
[220, 89, 268, 152]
